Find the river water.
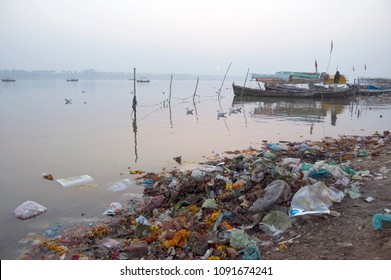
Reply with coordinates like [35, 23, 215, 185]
[0, 78, 390, 259]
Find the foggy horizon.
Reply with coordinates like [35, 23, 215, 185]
[1, 0, 391, 81]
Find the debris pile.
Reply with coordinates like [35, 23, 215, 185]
[20, 131, 391, 260]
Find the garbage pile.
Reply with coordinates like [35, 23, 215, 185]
[20, 131, 390, 260]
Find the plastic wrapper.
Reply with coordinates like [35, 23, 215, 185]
[289, 181, 344, 217]
[56, 175, 94, 188]
[108, 178, 132, 192]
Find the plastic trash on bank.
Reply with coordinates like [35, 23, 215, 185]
[56, 175, 94, 188]
[13, 200, 48, 220]
[372, 214, 391, 231]
[108, 178, 132, 192]
[102, 202, 122, 216]
[249, 180, 291, 214]
[289, 181, 344, 217]
[44, 223, 62, 237]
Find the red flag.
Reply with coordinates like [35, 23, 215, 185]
[330, 39, 333, 54]
[315, 59, 318, 72]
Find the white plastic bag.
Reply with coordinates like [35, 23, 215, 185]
[13, 200, 48, 220]
[289, 181, 344, 217]
[102, 202, 122, 216]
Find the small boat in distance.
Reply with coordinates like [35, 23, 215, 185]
[357, 78, 391, 96]
[66, 78, 78, 82]
[136, 77, 150, 83]
[1, 77, 16, 82]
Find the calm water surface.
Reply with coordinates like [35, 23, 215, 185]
[1, 79, 390, 259]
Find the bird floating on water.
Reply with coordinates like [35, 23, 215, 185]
[229, 107, 242, 115]
[65, 98, 72, 104]
[186, 108, 194, 115]
[173, 155, 182, 165]
[217, 110, 227, 120]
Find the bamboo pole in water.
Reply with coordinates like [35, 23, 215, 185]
[218, 62, 232, 97]
[193, 77, 199, 103]
[169, 74, 173, 101]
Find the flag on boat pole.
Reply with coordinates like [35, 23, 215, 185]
[315, 59, 318, 73]
[364, 64, 367, 70]
[353, 66, 355, 72]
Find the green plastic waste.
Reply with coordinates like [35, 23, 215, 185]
[340, 165, 355, 175]
[261, 211, 292, 232]
[202, 198, 218, 209]
[308, 169, 330, 179]
[242, 244, 261, 260]
[300, 163, 313, 171]
[359, 149, 368, 157]
[372, 214, 391, 230]
[229, 228, 255, 249]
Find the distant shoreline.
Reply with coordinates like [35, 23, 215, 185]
[0, 69, 244, 81]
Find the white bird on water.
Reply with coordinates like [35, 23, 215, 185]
[186, 108, 193, 115]
[65, 98, 72, 104]
[217, 110, 227, 120]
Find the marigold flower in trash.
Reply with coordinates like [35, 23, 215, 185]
[216, 244, 226, 251]
[204, 211, 221, 225]
[221, 221, 232, 230]
[187, 205, 199, 214]
[279, 243, 287, 251]
[150, 224, 159, 232]
[207, 256, 220, 260]
[164, 229, 191, 248]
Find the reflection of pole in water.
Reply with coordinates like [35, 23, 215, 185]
[241, 69, 250, 128]
[132, 68, 138, 162]
[331, 104, 337, 126]
[217, 63, 232, 132]
[193, 77, 199, 122]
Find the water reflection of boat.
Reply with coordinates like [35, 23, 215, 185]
[232, 95, 351, 125]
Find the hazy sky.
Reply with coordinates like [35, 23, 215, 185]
[1, 0, 390, 79]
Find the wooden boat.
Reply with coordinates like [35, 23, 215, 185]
[311, 85, 353, 98]
[357, 78, 391, 96]
[266, 83, 353, 99]
[232, 83, 315, 98]
[1, 77, 16, 82]
[136, 77, 150, 83]
[358, 87, 391, 96]
[252, 71, 329, 84]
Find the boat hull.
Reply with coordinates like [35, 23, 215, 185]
[313, 87, 353, 98]
[358, 88, 391, 96]
[232, 83, 315, 98]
